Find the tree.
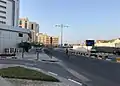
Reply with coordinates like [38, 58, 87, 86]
[64, 43, 68, 46]
[30, 42, 44, 48]
[18, 42, 31, 52]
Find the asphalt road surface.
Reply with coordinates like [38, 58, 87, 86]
[0, 59, 84, 86]
[45, 48, 120, 86]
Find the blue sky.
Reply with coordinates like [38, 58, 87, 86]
[20, 0, 120, 43]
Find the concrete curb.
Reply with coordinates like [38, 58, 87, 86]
[0, 77, 13, 86]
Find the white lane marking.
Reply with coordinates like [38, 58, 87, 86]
[66, 67, 90, 81]
[48, 71, 58, 76]
[24, 63, 34, 66]
[68, 79, 82, 85]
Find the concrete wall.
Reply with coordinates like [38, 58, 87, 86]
[0, 24, 30, 53]
[73, 45, 92, 51]
[95, 43, 115, 47]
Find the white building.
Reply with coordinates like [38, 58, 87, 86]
[0, 24, 30, 53]
[0, 0, 19, 26]
[0, 0, 31, 53]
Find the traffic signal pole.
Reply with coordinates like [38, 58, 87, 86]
[50, 37, 53, 59]
[61, 26, 63, 47]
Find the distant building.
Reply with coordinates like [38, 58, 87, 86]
[38, 33, 59, 46]
[19, 18, 29, 29]
[52, 36, 59, 46]
[29, 21, 39, 42]
[0, 0, 19, 26]
[95, 38, 120, 47]
[96, 40, 105, 43]
[19, 18, 39, 42]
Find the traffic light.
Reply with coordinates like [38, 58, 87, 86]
[50, 37, 52, 44]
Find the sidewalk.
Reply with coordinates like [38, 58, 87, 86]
[0, 77, 13, 86]
[16, 52, 59, 62]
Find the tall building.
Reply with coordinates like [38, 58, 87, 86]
[29, 22, 39, 42]
[0, 0, 19, 26]
[19, 18, 39, 42]
[52, 36, 59, 46]
[38, 33, 59, 46]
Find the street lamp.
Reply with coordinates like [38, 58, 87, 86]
[55, 24, 69, 47]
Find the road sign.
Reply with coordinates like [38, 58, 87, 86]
[86, 40, 95, 46]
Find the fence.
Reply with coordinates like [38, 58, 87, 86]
[67, 49, 120, 62]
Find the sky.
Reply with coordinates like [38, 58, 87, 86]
[20, 0, 120, 43]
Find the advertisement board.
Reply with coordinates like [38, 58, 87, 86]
[86, 40, 95, 46]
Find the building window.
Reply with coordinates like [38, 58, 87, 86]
[18, 33, 23, 37]
[0, 21, 5, 24]
[0, 16, 6, 19]
[0, 5, 6, 9]
[0, 10, 6, 14]
[0, 0, 6, 4]
[19, 20, 22, 25]
[31, 24, 34, 30]
[25, 21, 27, 28]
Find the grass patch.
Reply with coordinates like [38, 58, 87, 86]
[0, 66, 59, 82]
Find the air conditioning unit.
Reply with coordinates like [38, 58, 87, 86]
[4, 48, 10, 53]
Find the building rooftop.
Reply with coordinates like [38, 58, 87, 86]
[19, 17, 29, 21]
[0, 24, 30, 33]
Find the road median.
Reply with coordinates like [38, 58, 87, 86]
[0, 66, 59, 82]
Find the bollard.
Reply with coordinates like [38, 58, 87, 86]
[76, 52, 78, 55]
[79, 52, 81, 55]
[83, 53, 85, 56]
[86, 53, 89, 57]
[36, 52, 39, 60]
[80, 53, 82, 56]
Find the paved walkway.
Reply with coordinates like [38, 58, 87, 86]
[16, 52, 59, 62]
[0, 51, 60, 85]
[0, 76, 13, 86]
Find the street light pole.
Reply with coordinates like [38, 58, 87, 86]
[55, 24, 69, 47]
[61, 24, 63, 47]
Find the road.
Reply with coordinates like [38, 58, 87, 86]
[46, 48, 120, 86]
[0, 59, 84, 86]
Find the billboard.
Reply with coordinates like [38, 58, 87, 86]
[86, 40, 95, 46]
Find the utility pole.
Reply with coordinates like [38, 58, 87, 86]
[55, 24, 69, 47]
